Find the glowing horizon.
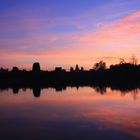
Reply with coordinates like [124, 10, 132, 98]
[1, 0, 140, 70]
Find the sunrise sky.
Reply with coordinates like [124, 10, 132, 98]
[1, 0, 140, 70]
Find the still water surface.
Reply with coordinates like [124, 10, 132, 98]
[0, 87, 140, 140]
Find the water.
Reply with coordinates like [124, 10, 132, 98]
[0, 87, 140, 140]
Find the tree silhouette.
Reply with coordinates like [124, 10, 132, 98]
[119, 58, 126, 64]
[130, 54, 137, 65]
[93, 61, 106, 71]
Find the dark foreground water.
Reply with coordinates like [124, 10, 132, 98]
[0, 87, 140, 140]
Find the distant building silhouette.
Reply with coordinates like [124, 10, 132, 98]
[32, 62, 41, 72]
[75, 64, 80, 71]
[0, 68, 8, 73]
[81, 66, 84, 71]
[70, 67, 74, 72]
[12, 67, 19, 72]
[54, 67, 65, 72]
[55, 67, 62, 71]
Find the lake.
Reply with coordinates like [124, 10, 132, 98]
[0, 87, 140, 140]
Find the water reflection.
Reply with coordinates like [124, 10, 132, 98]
[0, 86, 140, 100]
[33, 87, 41, 97]
[12, 87, 19, 94]
[0, 87, 140, 140]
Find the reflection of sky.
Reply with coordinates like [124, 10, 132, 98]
[0, 87, 140, 139]
[1, 0, 140, 69]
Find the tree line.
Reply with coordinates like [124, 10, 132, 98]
[0, 55, 138, 73]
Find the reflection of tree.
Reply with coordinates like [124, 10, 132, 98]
[119, 88, 139, 100]
[2, 86, 140, 100]
[76, 86, 79, 90]
[94, 86, 106, 94]
[120, 91, 126, 97]
[131, 88, 139, 100]
[22, 88, 26, 92]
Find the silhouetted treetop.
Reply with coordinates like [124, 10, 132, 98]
[94, 61, 106, 71]
[130, 54, 137, 65]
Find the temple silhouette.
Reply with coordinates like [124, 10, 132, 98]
[0, 60, 140, 92]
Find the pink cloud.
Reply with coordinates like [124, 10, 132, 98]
[1, 10, 140, 69]
[71, 10, 140, 59]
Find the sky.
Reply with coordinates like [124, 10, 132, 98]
[0, 0, 140, 70]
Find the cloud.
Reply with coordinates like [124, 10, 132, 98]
[72, 9, 140, 54]
[0, 2, 140, 69]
